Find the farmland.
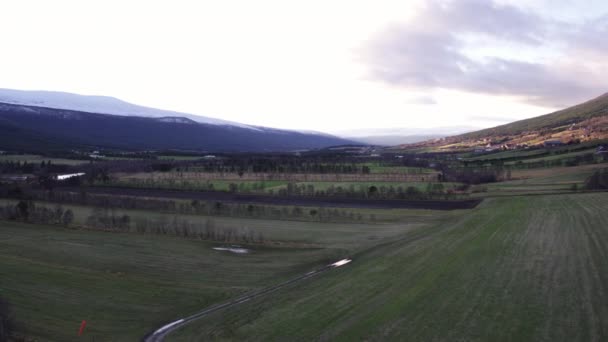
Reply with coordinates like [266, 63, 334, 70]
[0, 199, 451, 341]
[1, 147, 607, 341]
[171, 193, 608, 341]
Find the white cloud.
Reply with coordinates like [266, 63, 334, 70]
[0, 0, 606, 133]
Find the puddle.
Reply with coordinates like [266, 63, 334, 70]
[213, 246, 250, 254]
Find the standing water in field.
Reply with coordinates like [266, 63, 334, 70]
[212, 245, 250, 254]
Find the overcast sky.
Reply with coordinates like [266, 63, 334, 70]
[1, 0, 607, 134]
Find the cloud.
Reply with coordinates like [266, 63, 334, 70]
[467, 115, 516, 123]
[407, 95, 437, 105]
[362, 0, 608, 107]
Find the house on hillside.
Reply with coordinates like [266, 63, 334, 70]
[543, 140, 564, 148]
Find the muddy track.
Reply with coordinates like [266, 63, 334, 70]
[57, 186, 482, 210]
[142, 259, 353, 342]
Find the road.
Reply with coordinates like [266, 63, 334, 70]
[142, 258, 353, 342]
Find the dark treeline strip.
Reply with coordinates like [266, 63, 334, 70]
[50, 187, 483, 210]
[8, 188, 380, 223]
[0, 200, 74, 226]
[101, 179, 461, 200]
[0, 200, 267, 244]
[85, 207, 267, 244]
[440, 166, 510, 184]
[0, 160, 72, 175]
[584, 169, 608, 190]
[463, 149, 607, 170]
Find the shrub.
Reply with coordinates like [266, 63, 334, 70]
[0, 296, 14, 342]
[584, 169, 608, 190]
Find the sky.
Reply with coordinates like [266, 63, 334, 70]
[1, 0, 607, 135]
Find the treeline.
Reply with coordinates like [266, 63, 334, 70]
[0, 160, 71, 174]
[0, 200, 74, 226]
[272, 183, 459, 200]
[101, 178, 459, 200]
[188, 160, 370, 174]
[69, 153, 441, 176]
[0, 200, 268, 244]
[24, 190, 381, 223]
[85, 208, 266, 243]
[465, 152, 604, 170]
[436, 165, 510, 184]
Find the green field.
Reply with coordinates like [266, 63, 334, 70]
[505, 148, 598, 165]
[0, 203, 447, 341]
[462, 148, 548, 162]
[2, 161, 608, 341]
[363, 163, 434, 174]
[103, 178, 289, 192]
[171, 192, 608, 341]
[511, 163, 607, 184]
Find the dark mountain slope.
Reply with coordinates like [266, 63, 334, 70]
[0, 103, 354, 152]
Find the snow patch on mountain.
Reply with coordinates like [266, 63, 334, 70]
[0, 88, 260, 130]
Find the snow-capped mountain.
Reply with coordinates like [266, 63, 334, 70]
[0, 88, 356, 152]
[0, 88, 258, 130]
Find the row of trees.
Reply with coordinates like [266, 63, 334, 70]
[85, 208, 267, 243]
[0, 160, 71, 175]
[440, 167, 510, 184]
[465, 152, 604, 171]
[584, 169, 608, 190]
[272, 183, 457, 200]
[22, 190, 380, 223]
[0, 201, 74, 226]
[100, 177, 460, 200]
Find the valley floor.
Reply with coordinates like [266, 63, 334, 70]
[169, 192, 608, 341]
[1, 192, 607, 341]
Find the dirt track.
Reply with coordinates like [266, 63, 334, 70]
[142, 259, 353, 342]
[57, 186, 482, 210]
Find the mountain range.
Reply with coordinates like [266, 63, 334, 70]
[0, 89, 355, 152]
[2, 88, 606, 153]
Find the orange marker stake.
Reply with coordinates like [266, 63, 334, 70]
[78, 320, 87, 336]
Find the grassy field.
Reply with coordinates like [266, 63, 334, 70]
[362, 163, 434, 174]
[462, 148, 548, 162]
[157, 155, 206, 161]
[0, 204, 449, 341]
[510, 163, 607, 184]
[103, 178, 289, 192]
[170, 192, 608, 341]
[504, 147, 598, 165]
[3, 161, 608, 341]
[0, 199, 447, 247]
[0, 154, 90, 165]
